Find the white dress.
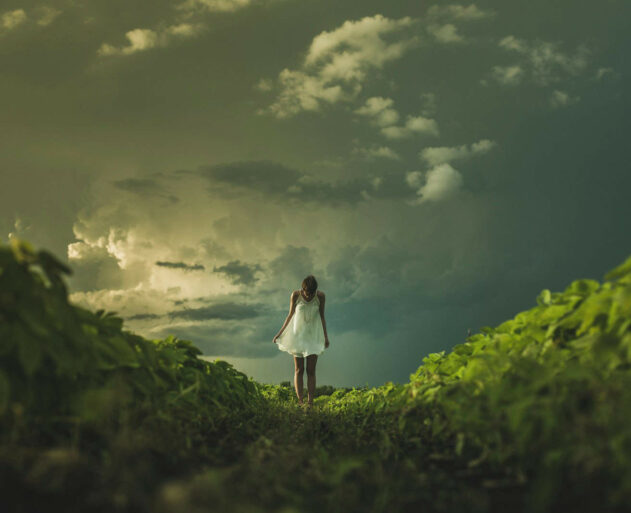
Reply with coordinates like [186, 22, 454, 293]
[276, 291, 326, 357]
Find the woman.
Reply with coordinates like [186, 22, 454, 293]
[273, 275, 330, 409]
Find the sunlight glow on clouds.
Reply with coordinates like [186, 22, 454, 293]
[354, 97, 400, 127]
[1, 9, 27, 30]
[261, 15, 420, 118]
[405, 138, 498, 205]
[354, 96, 439, 139]
[406, 163, 464, 204]
[1, 6, 62, 32]
[425, 23, 463, 44]
[419, 139, 497, 166]
[381, 116, 440, 140]
[98, 23, 205, 56]
[2, 0, 622, 386]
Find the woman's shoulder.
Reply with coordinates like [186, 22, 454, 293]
[317, 290, 325, 299]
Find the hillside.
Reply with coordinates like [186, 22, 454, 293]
[1, 238, 630, 513]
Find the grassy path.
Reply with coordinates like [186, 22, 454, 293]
[149, 399, 526, 513]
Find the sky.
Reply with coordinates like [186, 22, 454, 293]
[1, 0, 629, 388]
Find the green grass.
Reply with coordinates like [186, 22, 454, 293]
[1, 237, 631, 512]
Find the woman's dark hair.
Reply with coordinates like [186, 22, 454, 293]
[301, 275, 318, 295]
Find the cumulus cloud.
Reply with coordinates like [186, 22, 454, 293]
[98, 22, 205, 56]
[419, 139, 497, 166]
[425, 23, 463, 43]
[354, 96, 439, 139]
[64, 163, 408, 319]
[0, 5, 62, 31]
[405, 139, 498, 205]
[489, 35, 591, 86]
[406, 163, 464, 204]
[1, 9, 27, 31]
[64, 172, 279, 357]
[59, 155, 504, 373]
[354, 97, 400, 127]
[97, 0, 266, 59]
[381, 116, 440, 139]
[260, 15, 420, 118]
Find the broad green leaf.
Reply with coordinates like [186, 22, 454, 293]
[16, 323, 43, 376]
[537, 289, 552, 306]
[604, 254, 631, 282]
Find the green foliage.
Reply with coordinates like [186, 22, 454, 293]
[2, 237, 631, 513]
[0, 238, 262, 441]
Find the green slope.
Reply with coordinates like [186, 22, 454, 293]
[1, 238, 630, 513]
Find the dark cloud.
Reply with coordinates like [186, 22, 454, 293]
[167, 301, 261, 321]
[4, 0, 629, 388]
[266, 245, 317, 287]
[200, 161, 297, 194]
[155, 260, 205, 271]
[213, 259, 262, 285]
[153, 323, 273, 358]
[125, 312, 162, 320]
[112, 178, 179, 204]
[67, 247, 151, 292]
[323, 245, 362, 297]
[193, 160, 412, 205]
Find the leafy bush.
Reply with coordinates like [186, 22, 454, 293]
[2, 237, 630, 513]
[0, 238, 266, 510]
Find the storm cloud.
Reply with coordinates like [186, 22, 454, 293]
[167, 301, 262, 321]
[155, 260, 205, 271]
[2, 0, 629, 387]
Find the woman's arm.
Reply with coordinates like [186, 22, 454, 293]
[273, 291, 297, 342]
[319, 292, 329, 346]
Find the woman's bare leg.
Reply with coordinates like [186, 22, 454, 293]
[306, 354, 317, 406]
[293, 356, 305, 404]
